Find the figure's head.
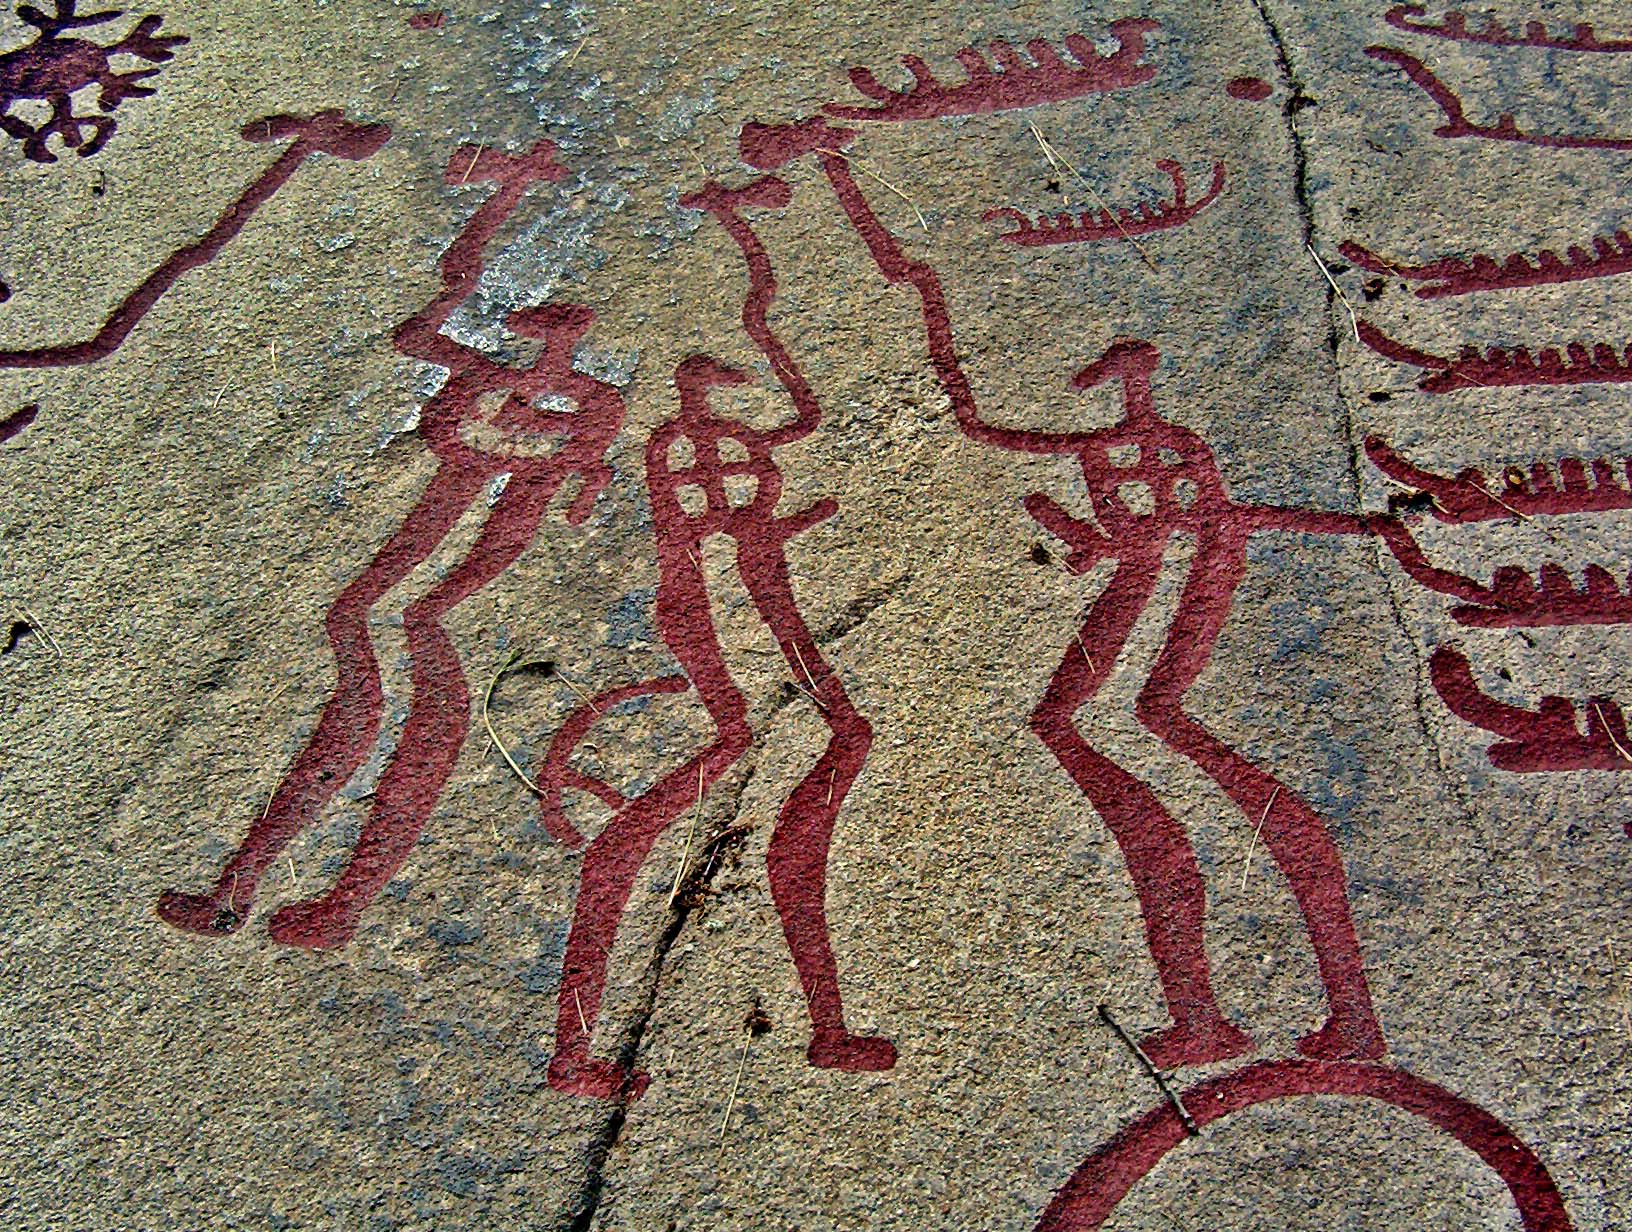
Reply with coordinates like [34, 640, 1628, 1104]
[1072, 338, 1159, 393]
[507, 302, 595, 347]
[674, 353, 750, 400]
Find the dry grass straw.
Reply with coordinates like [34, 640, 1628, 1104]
[1594, 703, 1632, 763]
[19, 605, 62, 658]
[482, 647, 604, 812]
[716, 1023, 753, 1166]
[668, 763, 705, 906]
[831, 151, 928, 231]
[1028, 123, 1157, 271]
[1308, 244, 1361, 343]
[1238, 785, 1280, 892]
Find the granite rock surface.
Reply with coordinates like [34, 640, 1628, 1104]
[2, 1, 1629, 1228]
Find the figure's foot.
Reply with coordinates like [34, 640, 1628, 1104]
[156, 889, 247, 937]
[266, 897, 359, 950]
[1139, 1018, 1254, 1071]
[1298, 1011, 1386, 1062]
[546, 1052, 650, 1101]
[807, 1031, 898, 1072]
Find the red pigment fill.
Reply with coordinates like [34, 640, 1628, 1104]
[407, 10, 446, 29]
[1431, 647, 1632, 773]
[1365, 439, 1632, 627]
[1384, 526, 1632, 628]
[1341, 230, 1632, 298]
[738, 116, 856, 170]
[818, 148, 1384, 1066]
[158, 140, 630, 955]
[0, 111, 390, 369]
[1365, 436, 1632, 524]
[534, 674, 694, 843]
[1359, 319, 1632, 391]
[542, 173, 896, 1100]
[0, 1, 188, 162]
[0, 403, 38, 444]
[1386, 4, 1632, 54]
[1226, 75, 1272, 100]
[825, 19, 1158, 121]
[986, 159, 1224, 247]
[1036, 1059, 1572, 1231]
[1370, 46, 1632, 151]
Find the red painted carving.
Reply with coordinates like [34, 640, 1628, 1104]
[1430, 646, 1632, 772]
[1376, 515, 1632, 628]
[1366, 437, 1632, 524]
[1362, 436, 1632, 768]
[407, 10, 445, 30]
[1341, 229, 1632, 298]
[0, 401, 36, 443]
[517, 174, 894, 1100]
[1225, 75, 1272, 101]
[1359, 319, 1632, 391]
[0, 0, 186, 162]
[0, 111, 390, 369]
[1364, 438, 1632, 626]
[722, 64, 1579, 1230]
[156, 140, 630, 952]
[1364, 443, 1632, 626]
[815, 147, 1383, 1067]
[1035, 1059, 1572, 1231]
[1368, 46, 1632, 151]
[1386, 4, 1632, 54]
[984, 159, 1224, 247]
[823, 20, 1158, 122]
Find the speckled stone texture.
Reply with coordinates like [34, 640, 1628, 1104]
[1, 2, 1628, 1229]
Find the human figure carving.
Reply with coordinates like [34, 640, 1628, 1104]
[706, 26, 1580, 1228]
[158, 140, 626, 949]
[537, 176, 895, 1099]
[760, 127, 1385, 1066]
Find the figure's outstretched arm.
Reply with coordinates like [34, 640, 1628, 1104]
[800, 133, 1148, 458]
[811, 146, 1081, 455]
[0, 110, 389, 370]
[679, 173, 827, 444]
[392, 141, 569, 367]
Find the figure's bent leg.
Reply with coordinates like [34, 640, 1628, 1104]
[547, 727, 752, 1100]
[738, 545, 895, 1072]
[1135, 531, 1383, 1061]
[267, 470, 558, 948]
[549, 540, 755, 1098]
[1034, 553, 1252, 1070]
[159, 465, 486, 936]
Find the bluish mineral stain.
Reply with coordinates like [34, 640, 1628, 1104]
[606, 586, 655, 648]
[427, 918, 482, 947]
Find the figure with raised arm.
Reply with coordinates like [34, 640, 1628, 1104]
[728, 100, 1385, 1065]
[535, 175, 896, 1100]
[158, 140, 627, 949]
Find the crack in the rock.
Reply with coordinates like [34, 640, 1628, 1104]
[560, 755, 760, 1231]
[1248, 0, 1478, 830]
[559, 615, 870, 1229]
[814, 569, 914, 648]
